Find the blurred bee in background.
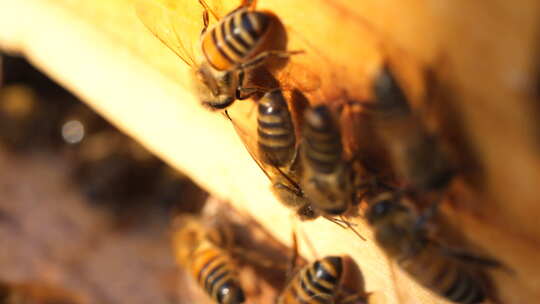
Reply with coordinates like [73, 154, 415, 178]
[0, 281, 82, 304]
[300, 105, 366, 239]
[135, 0, 298, 110]
[227, 89, 318, 220]
[366, 192, 499, 303]
[371, 65, 455, 194]
[0, 84, 40, 151]
[172, 214, 245, 304]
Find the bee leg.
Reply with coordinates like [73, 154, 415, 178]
[236, 87, 265, 99]
[272, 182, 305, 208]
[286, 228, 300, 279]
[234, 70, 267, 100]
[198, 0, 220, 21]
[223, 0, 256, 20]
[323, 216, 366, 241]
[240, 0, 257, 9]
[200, 10, 209, 36]
[239, 50, 304, 71]
[223, 109, 232, 121]
[340, 216, 366, 241]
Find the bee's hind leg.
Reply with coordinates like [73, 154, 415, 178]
[235, 70, 268, 100]
[198, 0, 220, 22]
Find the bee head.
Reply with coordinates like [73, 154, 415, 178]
[366, 193, 405, 225]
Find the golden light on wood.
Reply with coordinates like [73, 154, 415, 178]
[1, 0, 540, 303]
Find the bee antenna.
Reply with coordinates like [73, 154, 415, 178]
[324, 216, 366, 241]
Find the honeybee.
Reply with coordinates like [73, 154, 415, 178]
[135, 0, 296, 110]
[0, 281, 82, 304]
[172, 214, 245, 304]
[227, 89, 318, 220]
[366, 192, 497, 303]
[228, 90, 368, 237]
[371, 65, 454, 192]
[299, 104, 370, 240]
[278, 255, 369, 304]
[300, 105, 355, 217]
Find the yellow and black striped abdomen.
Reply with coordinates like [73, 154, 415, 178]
[257, 90, 296, 167]
[303, 106, 342, 174]
[399, 244, 485, 304]
[278, 256, 343, 304]
[202, 8, 271, 71]
[190, 242, 245, 304]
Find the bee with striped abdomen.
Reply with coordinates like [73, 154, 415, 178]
[257, 90, 297, 167]
[278, 255, 369, 304]
[298, 104, 368, 240]
[135, 0, 296, 110]
[366, 192, 497, 303]
[228, 91, 367, 229]
[300, 105, 354, 217]
[256, 90, 319, 220]
[372, 65, 454, 192]
[227, 89, 318, 220]
[172, 214, 245, 304]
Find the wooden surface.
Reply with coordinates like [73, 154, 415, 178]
[1, 0, 540, 303]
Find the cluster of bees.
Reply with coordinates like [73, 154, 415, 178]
[135, 0, 504, 303]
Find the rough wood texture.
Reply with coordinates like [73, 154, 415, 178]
[1, 0, 540, 303]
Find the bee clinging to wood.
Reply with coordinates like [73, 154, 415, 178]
[366, 192, 499, 303]
[135, 0, 297, 110]
[372, 65, 455, 192]
[300, 105, 355, 217]
[299, 104, 367, 240]
[228, 90, 366, 239]
[227, 89, 318, 220]
[172, 214, 245, 304]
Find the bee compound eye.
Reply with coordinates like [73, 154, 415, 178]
[367, 199, 396, 223]
[217, 282, 245, 304]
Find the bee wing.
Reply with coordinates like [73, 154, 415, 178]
[226, 103, 306, 205]
[224, 101, 276, 181]
[134, 0, 206, 67]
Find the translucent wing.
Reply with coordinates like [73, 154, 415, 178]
[225, 99, 301, 190]
[134, 0, 206, 67]
[225, 100, 275, 181]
